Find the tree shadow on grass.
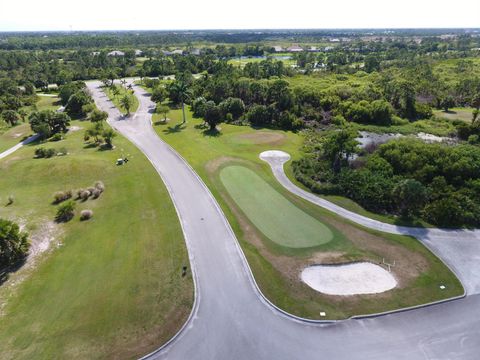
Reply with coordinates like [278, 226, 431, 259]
[0, 258, 27, 287]
[163, 123, 186, 134]
[202, 128, 222, 137]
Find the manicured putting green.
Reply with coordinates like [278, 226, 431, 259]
[220, 165, 333, 248]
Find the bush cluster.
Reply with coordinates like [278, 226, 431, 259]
[53, 181, 105, 222]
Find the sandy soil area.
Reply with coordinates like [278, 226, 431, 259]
[301, 262, 397, 296]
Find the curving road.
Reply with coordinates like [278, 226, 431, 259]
[87, 80, 480, 360]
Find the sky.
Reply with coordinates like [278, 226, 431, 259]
[0, 0, 479, 31]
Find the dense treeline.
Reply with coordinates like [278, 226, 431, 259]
[293, 132, 480, 227]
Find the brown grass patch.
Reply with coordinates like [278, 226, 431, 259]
[236, 131, 286, 145]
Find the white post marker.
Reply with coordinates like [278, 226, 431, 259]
[320, 312, 326, 317]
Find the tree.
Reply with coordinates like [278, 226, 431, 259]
[65, 90, 92, 116]
[151, 86, 168, 103]
[440, 95, 455, 112]
[58, 82, 86, 105]
[204, 101, 223, 131]
[364, 54, 381, 73]
[219, 97, 245, 119]
[102, 128, 117, 148]
[168, 81, 191, 124]
[120, 94, 133, 116]
[85, 122, 104, 144]
[89, 109, 108, 122]
[321, 130, 359, 173]
[156, 104, 170, 123]
[29, 110, 71, 139]
[2, 110, 20, 126]
[0, 218, 29, 268]
[393, 179, 428, 218]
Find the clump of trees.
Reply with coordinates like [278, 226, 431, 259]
[29, 110, 70, 139]
[0, 218, 29, 268]
[293, 133, 480, 227]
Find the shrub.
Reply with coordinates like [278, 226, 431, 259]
[79, 190, 91, 201]
[76, 189, 84, 199]
[94, 181, 105, 193]
[6, 195, 14, 206]
[91, 189, 101, 199]
[50, 133, 63, 142]
[0, 218, 29, 268]
[53, 191, 72, 204]
[35, 147, 57, 158]
[80, 209, 93, 221]
[56, 200, 76, 222]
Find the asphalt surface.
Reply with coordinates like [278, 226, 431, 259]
[86, 81, 480, 360]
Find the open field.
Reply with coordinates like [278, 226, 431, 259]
[154, 110, 463, 318]
[433, 107, 475, 123]
[227, 56, 296, 68]
[0, 120, 192, 359]
[104, 85, 139, 115]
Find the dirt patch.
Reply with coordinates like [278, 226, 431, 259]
[0, 220, 62, 316]
[68, 125, 83, 133]
[323, 216, 428, 288]
[236, 131, 286, 145]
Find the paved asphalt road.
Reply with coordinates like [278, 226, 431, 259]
[86, 80, 480, 360]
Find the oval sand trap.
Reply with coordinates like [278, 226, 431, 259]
[301, 262, 397, 295]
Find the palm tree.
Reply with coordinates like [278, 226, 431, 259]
[112, 85, 120, 98]
[120, 94, 133, 116]
[120, 79, 127, 87]
[171, 81, 191, 124]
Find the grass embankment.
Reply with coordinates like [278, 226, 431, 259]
[0, 96, 60, 153]
[154, 110, 463, 319]
[0, 120, 192, 359]
[104, 85, 139, 115]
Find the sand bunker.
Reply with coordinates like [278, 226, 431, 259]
[301, 262, 397, 296]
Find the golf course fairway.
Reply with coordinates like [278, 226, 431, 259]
[220, 165, 333, 248]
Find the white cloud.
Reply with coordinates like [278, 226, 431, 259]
[0, 0, 479, 31]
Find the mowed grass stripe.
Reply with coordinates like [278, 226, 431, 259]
[220, 165, 333, 248]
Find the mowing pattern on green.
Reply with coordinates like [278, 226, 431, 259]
[220, 165, 333, 248]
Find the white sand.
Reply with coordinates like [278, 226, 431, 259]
[259, 150, 291, 163]
[301, 262, 397, 296]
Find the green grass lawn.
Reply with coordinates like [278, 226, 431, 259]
[104, 86, 139, 115]
[220, 165, 333, 248]
[433, 107, 475, 123]
[0, 123, 33, 153]
[0, 120, 192, 359]
[154, 109, 463, 319]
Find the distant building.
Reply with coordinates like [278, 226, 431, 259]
[287, 45, 303, 52]
[273, 46, 283, 52]
[107, 50, 125, 57]
[190, 48, 201, 56]
[308, 46, 319, 52]
[330, 38, 340, 43]
[162, 49, 184, 56]
[91, 51, 100, 56]
[134, 49, 143, 56]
